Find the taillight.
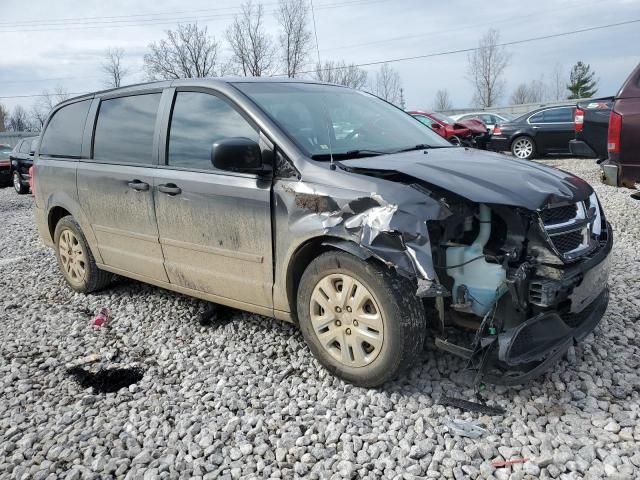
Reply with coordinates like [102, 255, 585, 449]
[607, 111, 622, 154]
[575, 108, 584, 133]
[492, 125, 502, 135]
[28, 165, 34, 193]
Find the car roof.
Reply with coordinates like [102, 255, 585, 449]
[57, 77, 346, 108]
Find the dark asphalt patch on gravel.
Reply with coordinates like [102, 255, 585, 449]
[67, 366, 144, 393]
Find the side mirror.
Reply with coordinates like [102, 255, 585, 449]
[211, 137, 263, 173]
[431, 123, 441, 129]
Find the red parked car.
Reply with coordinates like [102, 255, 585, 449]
[409, 110, 489, 148]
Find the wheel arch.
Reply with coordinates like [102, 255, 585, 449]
[285, 236, 378, 319]
[509, 130, 536, 148]
[45, 197, 104, 264]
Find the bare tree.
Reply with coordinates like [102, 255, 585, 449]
[6, 105, 31, 131]
[29, 86, 71, 130]
[227, 1, 276, 77]
[372, 63, 402, 106]
[102, 47, 129, 88]
[510, 83, 530, 105]
[276, 0, 313, 78]
[433, 89, 453, 111]
[551, 63, 565, 101]
[144, 24, 221, 80]
[313, 60, 368, 89]
[0, 103, 7, 132]
[509, 78, 548, 105]
[466, 29, 510, 108]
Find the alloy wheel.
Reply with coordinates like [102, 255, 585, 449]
[513, 138, 533, 159]
[13, 172, 21, 193]
[58, 229, 87, 287]
[309, 273, 384, 367]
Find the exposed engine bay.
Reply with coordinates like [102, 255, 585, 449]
[427, 191, 611, 385]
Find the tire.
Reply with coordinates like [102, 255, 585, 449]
[296, 251, 427, 387]
[511, 135, 536, 160]
[54, 215, 112, 293]
[449, 135, 461, 146]
[13, 171, 28, 194]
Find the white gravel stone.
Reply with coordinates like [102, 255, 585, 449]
[0, 159, 639, 479]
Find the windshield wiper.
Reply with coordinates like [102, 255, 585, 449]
[394, 144, 455, 153]
[311, 149, 388, 160]
[394, 144, 433, 153]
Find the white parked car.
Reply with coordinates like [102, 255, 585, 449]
[449, 112, 514, 133]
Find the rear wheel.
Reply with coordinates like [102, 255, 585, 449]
[296, 251, 426, 387]
[511, 136, 536, 160]
[13, 171, 27, 194]
[54, 215, 112, 293]
[449, 135, 461, 146]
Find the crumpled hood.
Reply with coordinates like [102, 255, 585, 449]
[341, 148, 593, 210]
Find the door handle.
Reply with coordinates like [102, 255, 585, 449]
[158, 183, 182, 195]
[128, 180, 150, 191]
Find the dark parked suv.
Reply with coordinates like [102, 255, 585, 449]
[10, 136, 38, 194]
[33, 79, 612, 387]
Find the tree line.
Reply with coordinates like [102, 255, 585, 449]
[1, 0, 404, 133]
[1, 10, 602, 132]
[434, 29, 599, 111]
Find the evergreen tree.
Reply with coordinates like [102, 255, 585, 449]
[567, 61, 598, 99]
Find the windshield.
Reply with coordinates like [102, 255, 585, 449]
[235, 82, 451, 159]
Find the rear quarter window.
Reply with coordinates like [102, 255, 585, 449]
[40, 100, 91, 157]
[543, 108, 574, 123]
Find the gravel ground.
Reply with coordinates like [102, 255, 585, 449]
[1, 158, 639, 480]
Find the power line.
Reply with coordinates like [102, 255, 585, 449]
[285, 18, 640, 76]
[0, 18, 636, 100]
[310, 0, 322, 66]
[319, 0, 601, 53]
[0, 0, 387, 32]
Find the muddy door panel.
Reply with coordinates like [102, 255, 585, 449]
[153, 169, 273, 308]
[77, 162, 168, 281]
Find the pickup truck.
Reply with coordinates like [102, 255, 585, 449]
[570, 63, 640, 188]
[569, 98, 613, 160]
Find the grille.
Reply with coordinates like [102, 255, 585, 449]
[540, 204, 578, 225]
[550, 230, 584, 254]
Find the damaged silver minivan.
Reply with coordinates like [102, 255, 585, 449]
[33, 79, 612, 387]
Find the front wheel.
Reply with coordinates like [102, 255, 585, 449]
[511, 136, 536, 160]
[13, 171, 28, 194]
[296, 251, 427, 387]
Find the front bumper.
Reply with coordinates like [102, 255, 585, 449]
[0, 163, 10, 183]
[482, 225, 612, 385]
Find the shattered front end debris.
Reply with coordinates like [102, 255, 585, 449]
[276, 148, 612, 385]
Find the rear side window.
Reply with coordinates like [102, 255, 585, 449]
[543, 108, 574, 123]
[93, 94, 161, 165]
[40, 100, 91, 157]
[529, 112, 544, 123]
[19, 141, 31, 154]
[167, 91, 258, 170]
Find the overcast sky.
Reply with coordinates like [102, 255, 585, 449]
[1, 0, 639, 114]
